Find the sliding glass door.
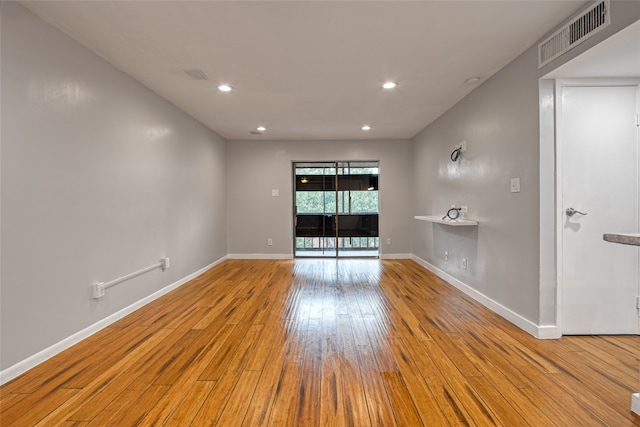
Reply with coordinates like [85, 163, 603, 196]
[293, 161, 379, 258]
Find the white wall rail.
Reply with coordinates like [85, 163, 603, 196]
[92, 257, 170, 299]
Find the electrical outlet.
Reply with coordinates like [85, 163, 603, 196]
[460, 140, 467, 152]
[460, 206, 468, 213]
[161, 257, 170, 271]
[386, 238, 392, 245]
[445, 251, 448, 261]
[271, 189, 279, 197]
[92, 282, 105, 299]
[462, 258, 467, 270]
[267, 238, 273, 246]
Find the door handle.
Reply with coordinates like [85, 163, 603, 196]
[566, 208, 588, 217]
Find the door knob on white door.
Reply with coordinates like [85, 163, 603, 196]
[566, 207, 588, 217]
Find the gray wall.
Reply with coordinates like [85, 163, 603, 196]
[1, 2, 227, 369]
[2, 0, 638, 374]
[412, 1, 640, 326]
[411, 46, 541, 322]
[226, 139, 412, 257]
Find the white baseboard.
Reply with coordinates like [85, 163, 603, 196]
[0, 256, 226, 386]
[536, 325, 562, 339]
[227, 253, 293, 260]
[411, 255, 557, 339]
[227, 253, 411, 260]
[632, 393, 640, 415]
[380, 253, 412, 259]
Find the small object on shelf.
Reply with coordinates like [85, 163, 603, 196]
[414, 215, 478, 226]
[442, 207, 461, 220]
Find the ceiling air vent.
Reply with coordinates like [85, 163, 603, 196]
[183, 68, 209, 80]
[538, 0, 610, 68]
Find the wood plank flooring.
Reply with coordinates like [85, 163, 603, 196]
[1, 259, 639, 426]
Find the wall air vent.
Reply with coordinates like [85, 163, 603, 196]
[538, 0, 610, 68]
[183, 68, 209, 80]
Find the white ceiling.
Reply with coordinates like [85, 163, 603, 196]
[21, 1, 592, 140]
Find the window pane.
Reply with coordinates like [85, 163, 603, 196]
[295, 191, 338, 214]
[350, 191, 378, 213]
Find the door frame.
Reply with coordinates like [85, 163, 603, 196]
[292, 160, 380, 258]
[554, 78, 640, 335]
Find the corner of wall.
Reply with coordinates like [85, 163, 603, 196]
[411, 254, 557, 339]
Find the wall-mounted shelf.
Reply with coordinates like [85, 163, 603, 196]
[603, 233, 640, 247]
[414, 215, 479, 226]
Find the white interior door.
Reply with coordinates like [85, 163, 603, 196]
[561, 83, 640, 335]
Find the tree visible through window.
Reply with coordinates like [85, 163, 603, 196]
[294, 162, 379, 257]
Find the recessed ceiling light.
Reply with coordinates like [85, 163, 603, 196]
[464, 77, 481, 85]
[218, 84, 232, 92]
[362, 125, 371, 131]
[257, 126, 266, 132]
[382, 82, 397, 89]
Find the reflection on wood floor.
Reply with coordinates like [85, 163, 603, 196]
[1, 259, 639, 426]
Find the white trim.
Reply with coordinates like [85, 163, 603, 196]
[227, 253, 293, 260]
[555, 80, 565, 335]
[553, 78, 640, 87]
[227, 253, 411, 260]
[536, 325, 562, 339]
[538, 78, 558, 330]
[0, 256, 226, 386]
[380, 253, 412, 260]
[632, 393, 640, 415]
[411, 255, 556, 339]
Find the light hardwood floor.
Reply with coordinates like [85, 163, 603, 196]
[1, 259, 639, 426]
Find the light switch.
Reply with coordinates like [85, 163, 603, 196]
[510, 178, 521, 193]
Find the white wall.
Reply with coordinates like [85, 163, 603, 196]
[0, 2, 227, 370]
[226, 139, 412, 257]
